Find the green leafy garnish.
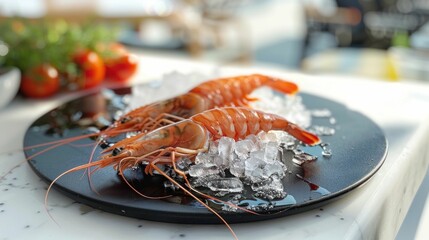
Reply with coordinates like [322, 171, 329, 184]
[0, 18, 119, 79]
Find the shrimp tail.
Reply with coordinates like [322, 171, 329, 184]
[264, 77, 299, 95]
[272, 120, 320, 146]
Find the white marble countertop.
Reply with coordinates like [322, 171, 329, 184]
[2, 55, 429, 240]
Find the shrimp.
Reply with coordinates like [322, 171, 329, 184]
[103, 73, 299, 137]
[46, 107, 320, 240]
[27, 74, 297, 160]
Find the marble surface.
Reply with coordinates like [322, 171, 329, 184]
[2, 55, 429, 240]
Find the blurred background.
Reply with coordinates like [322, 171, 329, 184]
[1, 0, 429, 84]
[1, 0, 429, 239]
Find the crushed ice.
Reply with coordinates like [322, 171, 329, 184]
[189, 135, 288, 199]
[310, 125, 336, 136]
[129, 71, 215, 110]
[320, 143, 332, 158]
[250, 87, 311, 128]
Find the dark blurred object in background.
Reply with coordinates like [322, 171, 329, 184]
[301, 0, 429, 80]
[304, 0, 429, 55]
[2, 0, 429, 74]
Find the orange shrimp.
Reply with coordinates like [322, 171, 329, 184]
[104, 73, 298, 136]
[28, 74, 297, 159]
[46, 107, 320, 240]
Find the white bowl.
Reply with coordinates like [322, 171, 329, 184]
[0, 67, 21, 109]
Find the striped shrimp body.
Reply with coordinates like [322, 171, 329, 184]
[107, 93, 209, 136]
[98, 119, 209, 173]
[109, 74, 299, 136]
[46, 107, 320, 240]
[189, 74, 298, 109]
[104, 107, 320, 175]
[192, 107, 319, 142]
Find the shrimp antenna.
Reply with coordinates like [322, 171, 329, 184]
[44, 161, 107, 224]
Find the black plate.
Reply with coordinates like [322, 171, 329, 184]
[23, 88, 387, 224]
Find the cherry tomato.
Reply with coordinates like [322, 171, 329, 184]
[105, 53, 138, 83]
[73, 50, 105, 89]
[20, 64, 60, 98]
[107, 42, 128, 56]
[96, 42, 127, 57]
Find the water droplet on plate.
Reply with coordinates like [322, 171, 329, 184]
[322, 149, 332, 158]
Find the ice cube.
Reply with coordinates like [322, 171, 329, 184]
[230, 159, 245, 178]
[188, 163, 219, 177]
[190, 174, 220, 188]
[207, 178, 243, 193]
[249, 150, 264, 161]
[245, 153, 264, 171]
[195, 152, 213, 164]
[263, 142, 279, 162]
[320, 143, 332, 158]
[250, 88, 312, 128]
[218, 137, 235, 162]
[252, 177, 286, 200]
[263, 161, 286, 179]
[310, 108, 332, 117]
[293, 149, 303, 155]
[310, 125, 336, 136]
[245, 134, 263, 150]
[208, 141, 219, 155]
[281, 141, 297, 151]
[251, 178, 272, 191]
[130, 71, 212, 111]
[322, 149, 332, 158]
[258, 131, 278, 143]
[321, 143, 332, 158]
[292, 151, 317, 165]
[234, 139, 256, 160]
[272, 131, 295, 143]
[213, 155, 229, 170]
[247, 167, 265, 183]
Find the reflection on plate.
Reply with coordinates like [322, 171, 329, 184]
[23, 87, 387, 224]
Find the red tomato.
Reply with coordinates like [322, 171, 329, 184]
[105, 53, 138, 83]
[107, 42, 128, 55]
[96, 42, 127, 57]
[20, 64, 60, 98]
[73, 50, 105, 89]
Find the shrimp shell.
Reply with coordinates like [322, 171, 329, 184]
[112, 74, 299, 135]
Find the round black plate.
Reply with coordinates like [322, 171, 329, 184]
[23, 88, 387, 224]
